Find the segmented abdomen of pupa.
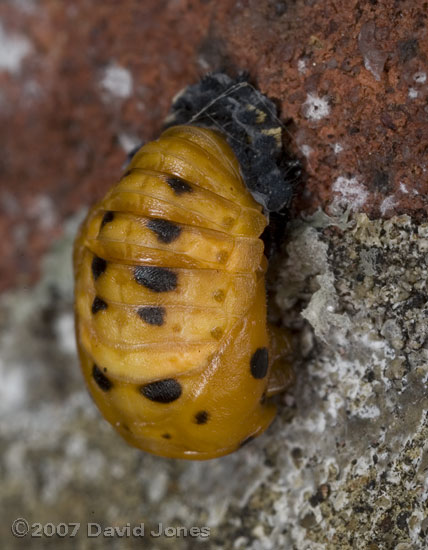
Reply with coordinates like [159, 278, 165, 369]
[73, 125, 275, 459]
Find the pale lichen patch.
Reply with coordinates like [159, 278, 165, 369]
[100, 63, 133, 100]
[302, 94, 330, 121]
[0, 22, 32, 74]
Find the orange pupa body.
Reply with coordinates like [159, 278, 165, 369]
[73, 125, 292, 459]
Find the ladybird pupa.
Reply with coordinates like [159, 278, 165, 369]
[73, 74, 297, 459]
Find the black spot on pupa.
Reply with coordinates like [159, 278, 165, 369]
[137, 306, 165, 326]
[166, 176, 192, 195]
[162, 433, 172, 439]
[100, 210, 115, 228]
[239, 435, 255, 448]
[250, 347, 269, 379]
[140, 379, 182, 403]
[147, 218, 181, 244]
[91, 296, 108, 314]
[194, 410, 209, 425]
[92, 364, 113, 392]
[92, 255, 107, 280]
[134, 266, 177, 292]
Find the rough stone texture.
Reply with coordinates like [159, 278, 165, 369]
[1, 211, 427, 550]
[1, 1, 427, 549]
